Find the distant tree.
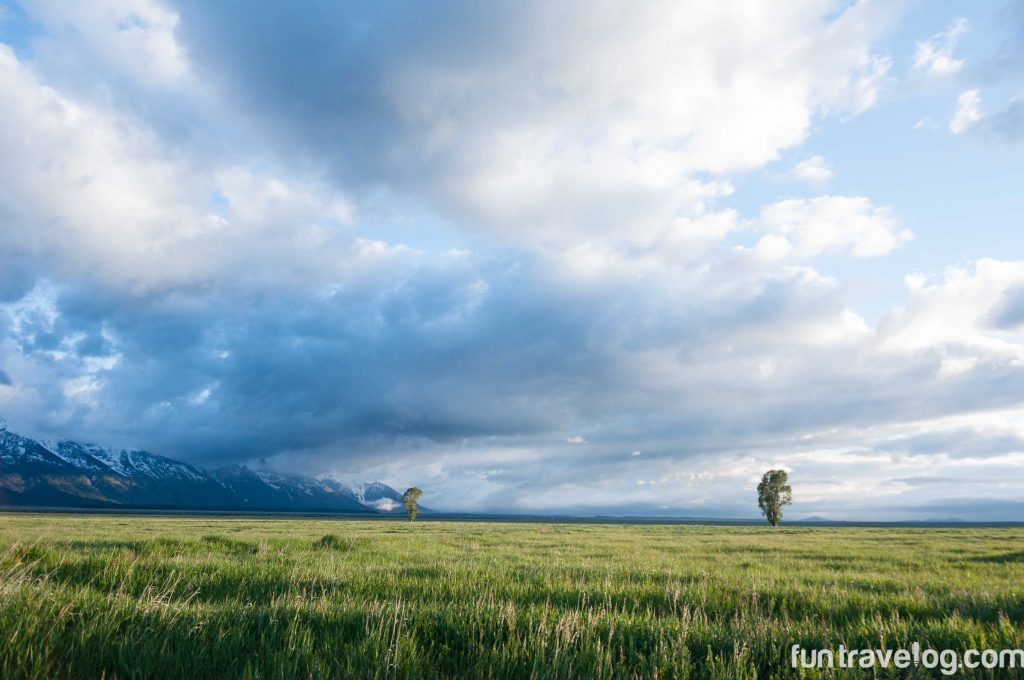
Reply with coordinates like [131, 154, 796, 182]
[757, 469, 792, 527]
[402, 487, 423, 522]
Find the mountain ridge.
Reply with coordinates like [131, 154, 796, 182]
[0, 427, 412, 514]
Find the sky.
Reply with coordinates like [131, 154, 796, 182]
[0, 0, 1023, 520]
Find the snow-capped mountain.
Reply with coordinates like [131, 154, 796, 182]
[0, 426, 411, 513]
[1, 429, 71, 469]
[207, 465, 372, 513]
[347, 481, 405, 511]
[52, 439, 209, 481]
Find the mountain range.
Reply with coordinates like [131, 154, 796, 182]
[0, 427, 411, 514]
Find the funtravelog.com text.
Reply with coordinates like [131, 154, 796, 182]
[792, 643, 1024, 675]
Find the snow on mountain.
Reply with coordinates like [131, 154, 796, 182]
[72, 444, 131, 476]
[120, 449, 209, 482]
[359, 482, 404, 502]
[312, 477, 410, 511]
[36, 439, 209, 482]
[1, 427, 406, 513]
[348, 481, 405, 511]
[0, 429, 71, 468]
[208, 465, 375, 512]
[252, 469, 409, 512]
[48, 441, 121, 474]
[252, 468, 339, 499]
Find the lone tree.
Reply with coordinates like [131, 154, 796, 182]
[402, 487, 423, 522]
[757, 469, 792, 527]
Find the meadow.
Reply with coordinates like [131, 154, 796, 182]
[0, 513, 1022, 679]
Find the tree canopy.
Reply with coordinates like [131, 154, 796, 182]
[402, 487, 423, 522]
[757, 469, 792, 527]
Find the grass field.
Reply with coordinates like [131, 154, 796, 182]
[0, 514, 1022, 679]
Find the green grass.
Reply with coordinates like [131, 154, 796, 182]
[0, 514, 1022, 678]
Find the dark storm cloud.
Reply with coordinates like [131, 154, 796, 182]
[34, 253, 616, 463]
[0, 250, 792, 459]
[173, 0, 524, 190]
[8, 245, 1023, 477]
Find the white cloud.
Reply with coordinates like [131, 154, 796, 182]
[913, 17, 969, 77]
[19, 0, 189, 89]
[370, 498, 399, 511]
[791, 155, 834, 184]
[0, 46, 368, 293]
[831, 54, 893, 116]
[759, 196, 911, 257]
[170, 1, 898, 248]
[0, 1, 905, 289]
[444, 2, 895, 242]
[0, 45, 202, 287]
[950, 89, 983, 134]
[879, 259, 1024, 362]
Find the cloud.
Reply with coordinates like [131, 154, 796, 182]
[6, 252, 1024, 518]
[19, 0, 189, 87]
[988, 283, 1024, 329]
[0, 44, 363, 295]
[791, 155, 834, 184]
[913, 17, 969, 76]
[0, 43, 203, 289]
[986, 98, 1024, 142]
[170, 0, 898, 245]
[758, 196, 911, 257]
[835, 54, 893, 115]
[0, 1, 902, 293]
[0, 369, 11, 386]
[950, 89, 983, 133]
[880, 259, 1024, 362]
[960, 4, 1024, 144]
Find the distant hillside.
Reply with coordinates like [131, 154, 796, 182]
[0, 427, 416, 514]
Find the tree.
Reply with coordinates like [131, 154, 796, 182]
[757, 469, 792, 527]
[402, 487, 423, 522]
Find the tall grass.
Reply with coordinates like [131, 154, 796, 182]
[0, 514, 1021, 678]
